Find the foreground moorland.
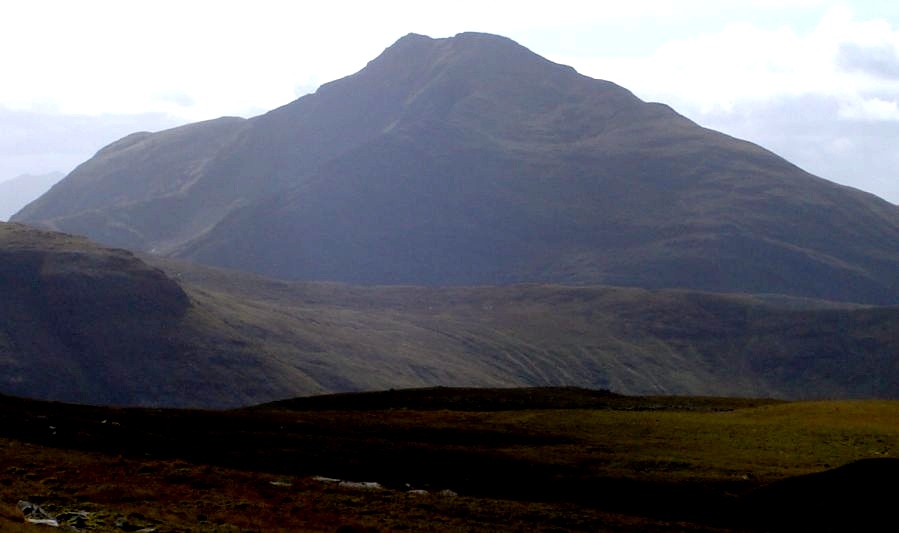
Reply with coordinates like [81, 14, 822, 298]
[2, 388, 899, 531]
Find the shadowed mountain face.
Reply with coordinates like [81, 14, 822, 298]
[0, 223, 189, 404]
[13, 32, 899, 304]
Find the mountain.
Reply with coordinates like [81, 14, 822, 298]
[13, 32, 899, 304]
[4, 221, 898, 407]
[0, 171, 63, 221]
[0, 221, 523, 407]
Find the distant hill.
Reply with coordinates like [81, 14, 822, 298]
[0, 171, 63, 221]
[13, 32, 899, 304]
[3, 222, 898, 407]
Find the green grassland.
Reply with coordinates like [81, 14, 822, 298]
[2, 389, 898, 531]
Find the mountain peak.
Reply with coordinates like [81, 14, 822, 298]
[445, 31, 533, 51]
[391, 32, 433, 45]
[354, 31, 574, 86]
[387, 31, 522, 51]
[326, 31, 611, 136]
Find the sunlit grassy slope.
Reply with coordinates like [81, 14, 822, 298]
[486, 401, 899, 483]
[262, 389, 899, 485]
[162, 253, 899, 404]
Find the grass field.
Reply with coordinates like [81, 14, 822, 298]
[1, 389, 898, 531]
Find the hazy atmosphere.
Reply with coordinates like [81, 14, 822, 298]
[2, 0, 898, 204]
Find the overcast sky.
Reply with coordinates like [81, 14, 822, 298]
[2, 0, 897, 204]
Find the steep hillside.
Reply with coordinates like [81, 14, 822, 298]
[13, 33, 899, 304]
[0, 223, 190, 404]
[0, 222, 523, 407]
[0, 223, 334, 407]
[151, 254, 899, 402]
[3, 222, 899, 407]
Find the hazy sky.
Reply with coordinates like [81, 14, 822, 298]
[2, 0, 898, 203]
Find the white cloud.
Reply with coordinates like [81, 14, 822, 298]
[837, 97, 899, 121]
[561, 5, 899, 113]
[836, 39, 899, 79]
[0, 106, 182, 181]
[828, 136, 855, 154]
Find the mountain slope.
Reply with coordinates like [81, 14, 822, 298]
[0, 222, 337, 407]
[0, 222, 191, 404]
[0, 172, 63, 221]
[0, 221, 521, 407]
[13, 32, 899, 304]
[3, 222, 899, 407]
[150, 255, 899, 402]
[13, 117, 248, 252]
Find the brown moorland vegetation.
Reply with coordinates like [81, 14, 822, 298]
[1, 388, 898, 531]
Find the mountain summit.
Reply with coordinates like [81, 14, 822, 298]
[14, 33, 899, 304]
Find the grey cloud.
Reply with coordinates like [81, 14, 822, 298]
[0, 107, 183, 180]
[685, 95, 899, 204]
[0, 171, 63, 220]
[836, 42, 899, 80]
